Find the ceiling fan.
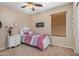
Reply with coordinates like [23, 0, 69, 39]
[21, 2, 43, 11]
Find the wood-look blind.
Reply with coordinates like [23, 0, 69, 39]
[51, 12, 66, 37]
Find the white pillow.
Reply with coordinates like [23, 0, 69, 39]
[29, 31, 33, 34]
[20, 26, 30, 36]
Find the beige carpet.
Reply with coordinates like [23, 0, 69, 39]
[0, 44, 74, 56]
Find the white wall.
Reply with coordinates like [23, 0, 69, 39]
[0, 5, 30, 34]
[31, 3, 74, 49]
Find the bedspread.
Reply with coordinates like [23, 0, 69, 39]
[23, 33, 48, 49]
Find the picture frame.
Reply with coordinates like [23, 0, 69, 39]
[36, 22, 44, 27]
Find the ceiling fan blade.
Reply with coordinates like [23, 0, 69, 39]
[21, 5, 27, 8]
[32, 8, 35, 11]
[34, 4, 43, 7]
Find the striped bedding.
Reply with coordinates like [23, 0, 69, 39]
[22, 33, 50, 50]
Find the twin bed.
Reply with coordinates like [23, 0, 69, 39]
[20, 27, 51, 50]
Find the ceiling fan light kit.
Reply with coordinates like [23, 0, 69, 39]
[21, 2, 43, 11]
[27, 3, 33, 8]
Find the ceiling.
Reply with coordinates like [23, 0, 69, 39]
[0, 2, 71, 15]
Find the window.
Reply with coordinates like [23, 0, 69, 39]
[51, 12, 66, 37]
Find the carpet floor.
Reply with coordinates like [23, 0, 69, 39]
[0, 44, 74, 56]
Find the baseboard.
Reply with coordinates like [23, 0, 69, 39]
[74, 49, 79, 55]
[74, 53, 79, 56]
[51, 43, 74, 50]
[0, 47, 7, 51]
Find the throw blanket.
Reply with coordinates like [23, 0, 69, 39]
[23, 33, 47, 49]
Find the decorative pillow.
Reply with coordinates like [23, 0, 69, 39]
[23, 30, 28, 33]
[24, 32, 29, 34]
[28, 31, 33, 34]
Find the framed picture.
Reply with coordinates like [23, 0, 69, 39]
[36, 22, 44, 27]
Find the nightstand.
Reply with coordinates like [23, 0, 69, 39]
[7, 34, 21, 49]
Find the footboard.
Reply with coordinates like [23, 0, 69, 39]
[43, 35, 51, 49]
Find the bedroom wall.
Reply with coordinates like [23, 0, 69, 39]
[0, 5, 30, 34]
[0, 5, 30, 50]
[30, 3, 74, 49]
